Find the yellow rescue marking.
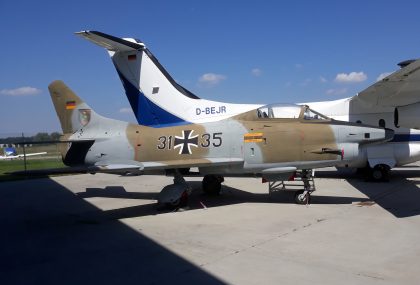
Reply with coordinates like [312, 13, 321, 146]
[244, 132, 264, 143]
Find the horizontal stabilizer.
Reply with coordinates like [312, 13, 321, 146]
[8, 161, 144, 176]
[75, 30, 144, 52]
[12, 139, 95, 145]
[8, 167, 91, 176]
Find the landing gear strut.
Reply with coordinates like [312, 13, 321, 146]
[202, 174, 224, 195]
[293, 169, 314, 205]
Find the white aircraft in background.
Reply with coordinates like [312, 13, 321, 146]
[306, 59, 420, 180]
[0, 147, 46, 160]
[77, 31, 420, 181]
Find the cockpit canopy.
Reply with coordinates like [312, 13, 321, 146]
[256, 104, 330, 120]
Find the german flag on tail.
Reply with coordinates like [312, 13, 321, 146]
[66, 101, 76, 110]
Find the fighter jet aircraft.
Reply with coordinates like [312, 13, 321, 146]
[76, 31, 420, 182]
[45, 80, 392, 206]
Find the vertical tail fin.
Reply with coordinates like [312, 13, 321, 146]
[48, 80, 95, 134]
[76, 31, 262, 126]
[76, 31, 195, 127]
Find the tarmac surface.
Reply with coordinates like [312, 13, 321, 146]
[1, 165, 420, 284]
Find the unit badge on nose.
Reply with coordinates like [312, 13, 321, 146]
[174, 130, 199, 154]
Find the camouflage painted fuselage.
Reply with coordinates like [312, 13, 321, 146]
[49, 81, 386, 174]
[50, 80, 390, 175]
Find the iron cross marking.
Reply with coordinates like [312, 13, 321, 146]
[174, 130, 199, 154]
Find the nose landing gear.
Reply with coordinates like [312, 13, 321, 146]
[294, 190, 311, 205]
[268, 169, 315, 205]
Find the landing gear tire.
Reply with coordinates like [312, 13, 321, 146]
[294, 190, 310, 205]
[202, 175, 223, 195]
[370, 164, 390, 182]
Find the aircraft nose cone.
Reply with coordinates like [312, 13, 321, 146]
[385, 128, 394, 141]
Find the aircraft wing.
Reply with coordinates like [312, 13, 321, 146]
[357, 59, 420, 107]
[9, 158, 244, 176]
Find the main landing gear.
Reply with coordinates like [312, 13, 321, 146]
[268, 169, 315, 205]
[370, 164, 390, 182]
[202, 174, 224, 195]
[359, 164, 390, 182]
[157, 171, 225, 209]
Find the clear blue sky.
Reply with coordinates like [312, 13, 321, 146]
[1, 0, 420, 135]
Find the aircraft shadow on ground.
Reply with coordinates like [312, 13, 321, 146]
[77, 167, 420, 220]
[0, 178, 225, 285]
[79, 181, 370, 221]
[80, 186, 157, 200]
[316, 169, 420, 218]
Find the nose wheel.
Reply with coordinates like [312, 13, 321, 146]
[294, 190, 311, 205]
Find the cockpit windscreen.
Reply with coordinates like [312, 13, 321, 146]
[256, 104, 330, 120]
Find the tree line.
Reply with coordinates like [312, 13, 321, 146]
[0, 132, 62, 144]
